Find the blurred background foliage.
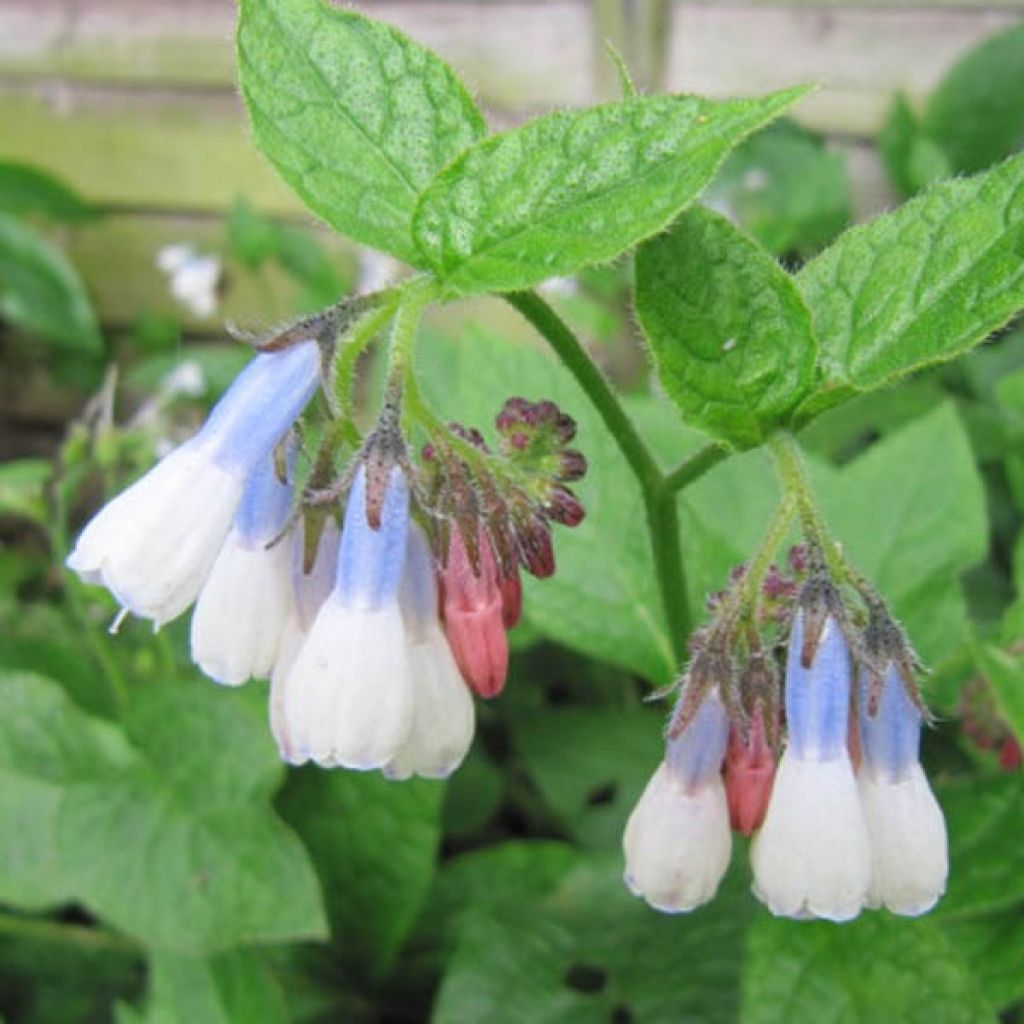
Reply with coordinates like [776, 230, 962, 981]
[1, 2, 1023, 1022]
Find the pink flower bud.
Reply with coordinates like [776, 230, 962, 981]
[500, 569, 522, 630]
[724, 710, 775, 835]
[441, 527, 509, 698]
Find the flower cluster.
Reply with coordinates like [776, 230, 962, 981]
[67, 335, 586, 779]
[625, 555, 948, 922]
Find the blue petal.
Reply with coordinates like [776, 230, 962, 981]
[858, 660, 922, 782]
[334, 465, 409, 609]
[666, 690, 729, 790]
[234, 448, 295, 545]
[200, 342, 320, 472]
[786, 611, 851, 761]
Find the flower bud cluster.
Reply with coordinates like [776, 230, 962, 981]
[625, 561, 948, 922]
[66, 339, 587, 779]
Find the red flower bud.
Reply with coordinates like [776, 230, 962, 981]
[441, 527, 509, 698]
[500, 569, 522, 629]
[724, 710, 776, 835]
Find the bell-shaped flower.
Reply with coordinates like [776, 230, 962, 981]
[857, 662, 948, 915]
[623, 690, 732, 913]
[190, 450, 296, 685]
[66, 342, 320, 627]
[725, 705, 776, 836]
[751, 610, 871, 922]
[269, 518, 340, 765]
[441, 526, 509, 698]
[384, 525, 475, 781]
[282, 465, 414, 769]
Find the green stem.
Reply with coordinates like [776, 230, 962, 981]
[331, 301, 399, 419]
[506, 290, 725, 663]
[767, 431, 846, 582]
[0, 911, 140, 955]
[740, 494, 796, 617]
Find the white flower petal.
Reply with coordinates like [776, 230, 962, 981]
[859, 764, 948, 916]
[67, 440, 244, 626]
[283, 599, 413, 770]
[269, 614, 308, 766]
[751, 750, 871, 922]
[623, 762, 731, 913]
[384, 629, 475, 781]
[190, 527, 295, 685]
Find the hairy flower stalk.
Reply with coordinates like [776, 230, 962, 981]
[66, 341, 320, 626]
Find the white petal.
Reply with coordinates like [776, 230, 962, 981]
[622, 762, 731, 913]
[384, 629, 475, 780]
[751, 750, 871, 922]
[859, 765, 948, 916]
[283, 599, 413, 770]
[269, 614, 308, 765]
[190, 528, 295, 685]
[67, 441, 244, 626]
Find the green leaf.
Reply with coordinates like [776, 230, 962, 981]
[418, 324, 700, 683]
[277, 768, 443, 978]
[708, 119, 851, 256]
[936, 775, 1024, 919]
[0, 213, 102, 353]
[975, 645, 1024, 745]
[797, 154, 1024, 409]
[879, 94, 951, 199]
[0, 671, 326, 951]
[434, 856, 753, 1024]
[939, 905, 1024, 1012]
[0, 162, 100, 223]
[237, 0, 486, 265]
[0, 458, 51, 525]
[740, 912, 994, 1024]
[413, 86, 809, 296]
[635, 206, 817, 449]
[925, 23, 1024, 174]
[135, 950, 289, 1024]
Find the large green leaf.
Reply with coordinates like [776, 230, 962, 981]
[0, 213, 102, 353]
[0, 162, 99, 223]
[741, 912, 993, 1024]
[237, 0, 485, 264]
[879, 94, 952, 199]
[0, 672, 326, 952]
[277, 769, 443, 978]
[635, 206, 817, 449]
[433, 856, 754, 1024]
[939, 905, 1024, 1013]
[413, 87, 808, 296]
[797, 154, 1024, 413]
[925, 23, 1024, 174]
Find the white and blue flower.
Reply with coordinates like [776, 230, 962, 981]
[751, 610, 871, 921]
[66, 342, 320, 627]
[624, 689, 732, 913]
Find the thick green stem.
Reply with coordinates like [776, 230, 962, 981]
[505, 290, 724, 664]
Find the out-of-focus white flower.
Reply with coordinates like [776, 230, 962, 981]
[356, 248, 401, 295]
[751, 611, 871, 922]
[282, 465, 414, 770]
[857, 661, 948, 916]
[623, 690, 731, 913]
[67, 342, 320, 627]
[156, 243, 221, 318]
[384, 525, 474, 781]
[190, 451, 296, 685]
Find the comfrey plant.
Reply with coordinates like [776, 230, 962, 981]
[67, 0, 1024, 934]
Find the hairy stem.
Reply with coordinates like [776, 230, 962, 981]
[506, 290, 727, 666]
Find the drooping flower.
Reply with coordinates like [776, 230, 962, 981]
[751, 606, 871, 921]
[190, 449, 296, 685]
[624, 689, 732, 913]
[384, 525, 475, 780]
[269, 517, 340, 765]
[67, 342, 320, 626]
[282, 464, 414, 769]
[440, 525, 509, 698]
[857, 658, 948, 916]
